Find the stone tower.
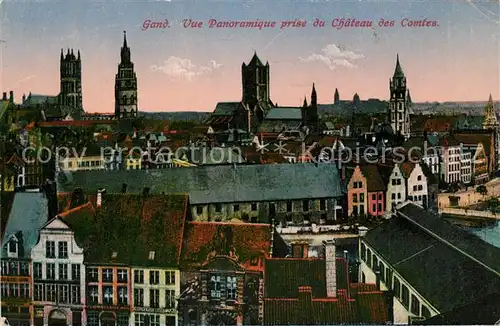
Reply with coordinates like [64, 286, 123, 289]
[241, 52, 271, 111]
[388, 54, 411, 139]
[115, 31, 138, 119]
[483, 94, 498, 130]
[334, 88, 340, 105]
[59, 49, 83, 115]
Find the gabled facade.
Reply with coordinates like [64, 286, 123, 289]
[471, 143, 489, 184]
[347, 165, 367, 217]
[385, 164, 407, 212]
[31, 215, 86, 326]
[178, 222, 271, 326]
[401, 162, 428, 208]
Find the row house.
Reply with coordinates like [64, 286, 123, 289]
[383, 164, 406, 213]
[31, 213, 86, 326]
[359, 202, 500, 324]
[1, 190, 50, 326]
[460, 150, 472, 184]
[347, 165, 386, 217]
[57, 163, 344, 226]
[59, 193, 188, 326]
[439, 137, 462, 184]
[178, 222, 272, 326]
[400, 162, 428, 208]
[57, 144, 105, 172]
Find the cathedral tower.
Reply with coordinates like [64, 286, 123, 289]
[483, 94, 498, 130]
[388, 54, 411, 139]
[115, 31, 138, 119]
[59, 48, 83, 114]
[242, 52, 271, 111]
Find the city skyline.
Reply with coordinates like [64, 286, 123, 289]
[1, 0, 499, 112]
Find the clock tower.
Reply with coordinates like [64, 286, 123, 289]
[115, 31, 138, 119]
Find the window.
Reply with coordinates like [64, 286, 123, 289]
[251, 203, 257, 211]
[422, 306, 431, 318]
[47, 284, 57, 302]
[367, 249, 372, 268]
[378, 193, 382, 200]
[413, 185, 417, 191]
[20, 283, 29, 298]
[227, 276, 237, 300]
[353, 194, 358, 203]
[418, 185, 423, 191]
[46, 263, 55, 280]
[59, 263, 68, 280]
[118, 286, 128, 305]
[391, 193, 396, 200]
[34, 284, 44, 301]
[210, 275, 223, 299]
[378, 203, 382, 212]
[150, 289, 160, 308]
[303, 200, 309, 211]
[71, 264, 80, 281]
[102, 268, 113, 282]
[58, 284, 69, 303]
[58, 241, 68, 258]
[320, 199, 326, 210]
[165, 289, 175, 308]
[417, 175, 422, 181]
[360, 193, 365, 202]
[0, 261, 8, 275]
[411, 294, 420, 315]
[46, 241, 56, 258]
[117, 313, 129, 326]
[165, 271, 175, 285]
[215, 204, 222, 213]
[372, 194, 376, 200]
[361, 243, 366, 261]
[359, 182, 363, 188]
[87, 268, 99, 282]
[18, 262, 28, 276]
[71, 285, 81, 304]
[372, 204, 376, 212]
[398, 193, 401, 199]
[353, 181, 358, 189]
[287, 201, 292, 212]
[233, 204, 239, 212]
[34, 262, 42, 279]
[87, 312, 98, 326]
[134, 270, 144, 284]
[103, 286, 113, 304]
[8, 240, 17, 253]
[401, 284, 410, 308]
[134, 288, 144, 307]
[150, 271, 159, 284]
[118, 269, 128, 283]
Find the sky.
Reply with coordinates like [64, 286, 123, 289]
[0, 0, 499, 113]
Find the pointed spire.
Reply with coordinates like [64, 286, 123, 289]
[60, 49, 64, 60]
[303, 96, 308, 108]
[77, 50, 81, 60]
[123, 31, 128, 48]
[249, 51, 264, 66]
[407, 89, 412, 103]
[393, 53, 405, 78]
[489, 93, 493, 104]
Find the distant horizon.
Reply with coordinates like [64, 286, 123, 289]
[2, 1, 498, 112]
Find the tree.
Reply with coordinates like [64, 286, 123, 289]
[476, 185, 488, 199]
[487, 197, 499, 213]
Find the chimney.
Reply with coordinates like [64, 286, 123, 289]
[358, 226, 368, 237]
[2, 92, 6, 100]
[9, 91, 13, 102]
[323, 239, 337, 297]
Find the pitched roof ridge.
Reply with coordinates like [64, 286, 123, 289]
[398, 204, 500, 277]
[59, 201, 94, 217]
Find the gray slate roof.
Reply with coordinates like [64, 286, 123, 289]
[57, 163, 343, 204]
[265, 107, 302, 120]
[1, 191, 49, 259]
[213, 102, 242, 116]
[364, 202, 500, 313]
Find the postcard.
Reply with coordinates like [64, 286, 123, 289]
[0, 1, 499, 326]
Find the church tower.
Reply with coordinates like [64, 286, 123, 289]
[483, 94, 498, 130]
[388, 54, 411, 139]
[242, 52, 271, 112]
[115, 31, 138, 119]
[334, 88, 340, 105]
[59, 49, 83, 115]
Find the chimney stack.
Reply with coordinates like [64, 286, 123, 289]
[323, 239, 337, 297]
[2, 92, 6, 100]
[9, 91, 14, 102]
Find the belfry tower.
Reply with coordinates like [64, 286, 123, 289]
[115, 31, 138, 119]
[388, 54, 411, 139]
[59, 49, 83, 115]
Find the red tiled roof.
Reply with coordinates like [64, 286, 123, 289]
[180, 221, 271, 272]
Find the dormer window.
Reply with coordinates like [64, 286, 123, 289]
[149, 251, 155, 260]
[111, 252, 118, 259]
[8, 239, 17, 254]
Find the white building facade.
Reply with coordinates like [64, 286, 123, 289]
[386, 165, 407, 213]
[31, 217, 86, 326]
